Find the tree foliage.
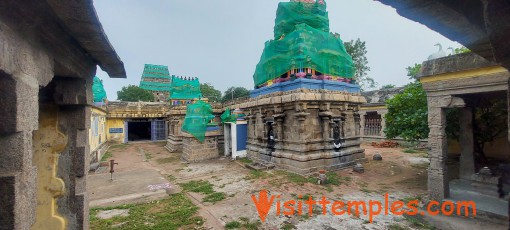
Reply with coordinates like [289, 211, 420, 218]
[454, 46, 471, 54]
[344, 39, 376, 91]
[406, 63, 422, 81]
[380, 84, 396, 89]
[200, 83, 222, 103]
[471, 97, 508, 160]
[384, 82, 429, 142]
[117, 85, 154, 102]
[221, 87, 250, 103]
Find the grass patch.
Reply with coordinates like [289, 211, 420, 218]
[245, 170, 270, 180]
[180, 180, 226, 203]
[203, 192, 226, 203]
[100, 152, 112, 162]
[403, 148, 419, 154]
[325, 173, 352, 186]
[145, 152, 153, 160]
[156, 157, 177, 164]
[167, 175, 177, 182]
[281, 223, 296, 230]
[274, 170, 316, 185]
[404, 215, 436, 229]
[239, 158, 253, 164]
[109, 144, 128, 150]
[388, 224, 410, 230]
[89, 193, 203, 230]
[225, 221, 242, 229]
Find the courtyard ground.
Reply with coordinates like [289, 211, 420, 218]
[88, 142, 507, 230]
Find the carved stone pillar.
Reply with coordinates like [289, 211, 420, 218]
[459, 107, 475, 180]
[427, 98, 449, 200]
[319, 112, 333, 141]
[273, 114, 285, 143]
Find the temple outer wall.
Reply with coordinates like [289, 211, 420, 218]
[231, 89, 367, 175]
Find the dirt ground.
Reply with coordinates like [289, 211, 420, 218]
[89, 142, 506, 230]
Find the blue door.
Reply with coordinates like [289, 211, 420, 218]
[236, 124, 248, 151]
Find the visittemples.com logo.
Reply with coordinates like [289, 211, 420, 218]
[251, 190, 477, 223]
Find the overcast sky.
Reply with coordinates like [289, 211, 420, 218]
[93, 0, 460, 100]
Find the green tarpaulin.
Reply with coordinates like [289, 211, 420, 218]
[92, 76, 107, 102]
[253, 0, 354, 87]
[139, 64, 172, 91]
[169, 76, 202, 99]
[181, 100, 215, 142]
[220, 108, 245, 123]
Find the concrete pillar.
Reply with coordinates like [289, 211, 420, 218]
[223, 123, 231, 156]
[427, 104, 449, 200]
[459, 108, 475, 180]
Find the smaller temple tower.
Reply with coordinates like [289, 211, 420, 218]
[139, 64, 172, 102]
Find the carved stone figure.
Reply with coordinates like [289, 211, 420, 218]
[267, 124, 276, 151]
[332, 122, 342, 150]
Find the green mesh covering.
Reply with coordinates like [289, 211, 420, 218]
[169, 76, 203, 99]
[253, 0, 354, 87]
[92, 76, 107, 102]
[181, 100, 215, 142]
[139, 64, 172, 91]
[221, 108, 245, 123]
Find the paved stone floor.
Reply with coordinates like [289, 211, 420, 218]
[88, 142, 508, 229]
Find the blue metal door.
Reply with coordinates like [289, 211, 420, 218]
[151, 120, 166, 141]
[236, 124, 248, 151]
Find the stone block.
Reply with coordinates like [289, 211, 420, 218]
[373, 153, 382, 161]
[0, 74, 39, 134]
[0, 175, 15, 229]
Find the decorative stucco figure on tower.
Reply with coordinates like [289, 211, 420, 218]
[253, 0, 355, 89]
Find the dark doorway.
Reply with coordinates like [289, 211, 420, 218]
[128, 121, 151, 141]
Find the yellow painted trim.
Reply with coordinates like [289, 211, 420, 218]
[420, 66, 507, 83]
[360, 105, 387, 110]
[32, 106, 67, 230]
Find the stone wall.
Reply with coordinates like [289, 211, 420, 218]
[231, 89, 366, 175]
[107, 101, 170, 118]
[182, 132, 221, 162]
[166, 104, 224, 153]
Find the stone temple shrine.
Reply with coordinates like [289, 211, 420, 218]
[231, 0, 367, 175]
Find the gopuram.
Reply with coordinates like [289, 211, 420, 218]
[139, 64, 172, 102]
[231, 0, 367, 175]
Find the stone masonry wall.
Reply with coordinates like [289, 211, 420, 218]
[231, 89, 366, 175]
[182, 135, 220, 162]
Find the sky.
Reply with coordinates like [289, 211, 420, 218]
[93, 0, 460, 100]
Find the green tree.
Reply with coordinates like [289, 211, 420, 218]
[222, 87, 250, 103]
[384, 82, 429, 142]
[380, 84, 396, 89]
[406, 63, 422, 81]
[454, 46, 471, 54]
[117, 85, 154, 102]
[344, 38, 376, 91]
[200, 83, 222, 103]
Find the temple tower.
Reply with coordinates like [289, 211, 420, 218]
[234, 0, 366, 175]
[139, 64, 172, 102]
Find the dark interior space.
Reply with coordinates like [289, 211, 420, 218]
[128, 121, 151, 141]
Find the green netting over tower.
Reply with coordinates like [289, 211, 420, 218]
[169, 76, 203, 99]
[253, 0, 354, 87]
[92, 76, 107, 102]
[139, 64, 172, 91]
[181, 100, 215, 142]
